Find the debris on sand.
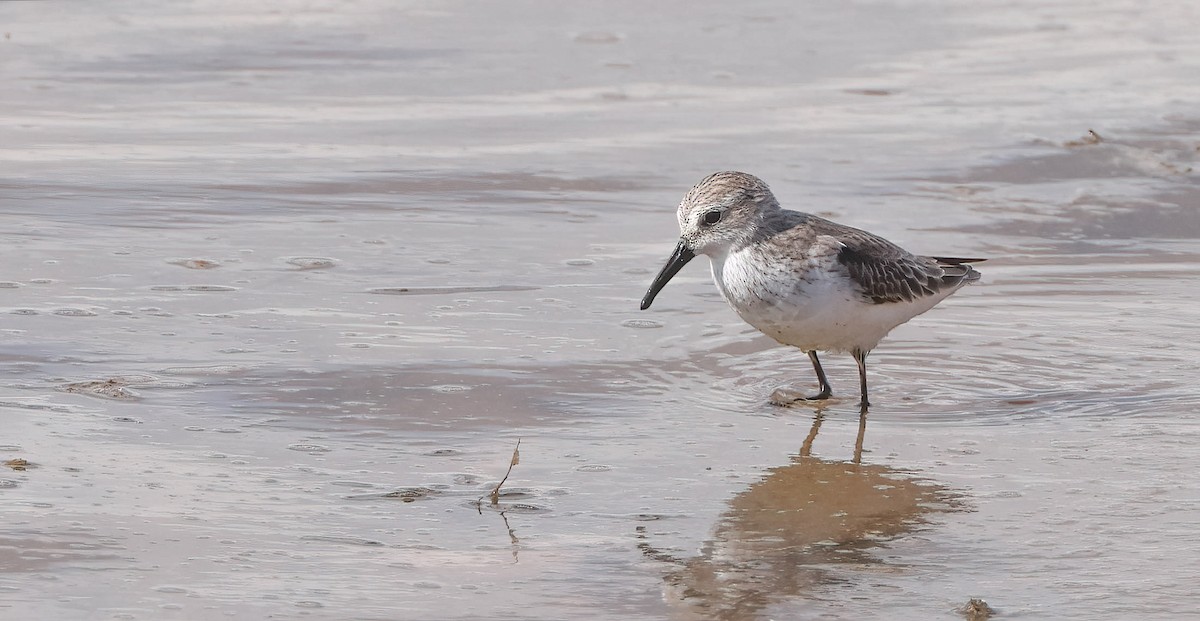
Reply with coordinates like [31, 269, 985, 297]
[1065, 129, 1103, 147]
[477, 439, 521, 509]
[958, 597, 996, 620]
[59, 377, 146, 400]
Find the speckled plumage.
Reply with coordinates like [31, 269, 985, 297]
[641, 171, 982, 408]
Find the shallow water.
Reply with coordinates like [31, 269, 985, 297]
[3, 1, 1200, 619]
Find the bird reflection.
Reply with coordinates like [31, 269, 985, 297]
[648, 411, 959, 621]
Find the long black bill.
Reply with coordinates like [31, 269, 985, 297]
[640, 239, 696, 310]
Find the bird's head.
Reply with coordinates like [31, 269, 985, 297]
[641, 171, 780, 310]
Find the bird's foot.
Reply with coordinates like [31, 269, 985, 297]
[769, 387, 831, 406]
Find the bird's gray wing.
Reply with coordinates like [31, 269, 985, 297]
[812, 223, 981, 304]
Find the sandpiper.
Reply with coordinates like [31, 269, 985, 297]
[640, 171, 982, 409]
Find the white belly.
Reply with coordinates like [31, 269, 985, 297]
[710, 249, 949, 353]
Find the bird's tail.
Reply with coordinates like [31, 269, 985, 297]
[931, 257, 986, 265]
[932, 257, 984, 284]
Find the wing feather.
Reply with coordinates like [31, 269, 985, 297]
[808, 220, 982, 304]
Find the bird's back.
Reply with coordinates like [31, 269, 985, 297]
[805, 213, 982, 305]
[714, 209, 982, 353]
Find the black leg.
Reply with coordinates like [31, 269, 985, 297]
[806, 350, 832, 400]
[852, 348, 870, 410]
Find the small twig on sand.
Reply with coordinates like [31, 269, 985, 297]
[476, 439, 521, 509]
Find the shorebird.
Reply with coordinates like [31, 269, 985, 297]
[640, 171, 982, 409]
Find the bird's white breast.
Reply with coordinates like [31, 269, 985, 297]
[709, 246, 949, 353]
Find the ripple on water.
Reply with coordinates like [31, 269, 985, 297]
[287, 443, 331, 453]
[159, 364, 247, 375]
[363, 487, 442, 502]
[52, 308, 99, 317]
[149, 285, 236, 292]
[488, 502, 548, 513]
[329, 480, 378, 488]
[369, 285, 539, 296]
[428, 384, 471, 393]
[620, 319, 663, 329]
[298, 535, 383, 547]
[166, 258, 221, 269]
[574, 31, 621, 44]
[285, 257, 337, 270]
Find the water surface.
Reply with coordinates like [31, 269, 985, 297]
[3, 1, 1200, 619]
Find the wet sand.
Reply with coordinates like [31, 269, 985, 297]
[3, 1, 1200, 619]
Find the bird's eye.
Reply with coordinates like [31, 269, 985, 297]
[703, 210, 722, 225]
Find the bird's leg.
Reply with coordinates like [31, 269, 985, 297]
[852, 348, 870, 410]
[769, 350, 833, 405]
[806, 350, 833, 400]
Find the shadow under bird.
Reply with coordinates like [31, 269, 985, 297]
[640, 171, 983, 410]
